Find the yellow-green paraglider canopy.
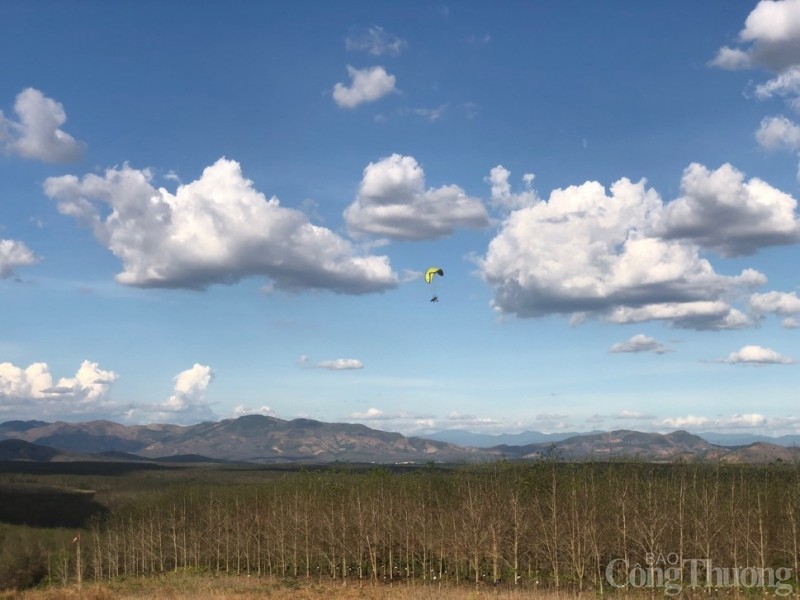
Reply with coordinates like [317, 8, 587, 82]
[424, 267, 444, 284]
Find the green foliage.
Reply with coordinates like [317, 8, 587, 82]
[0, 524, 74, 590]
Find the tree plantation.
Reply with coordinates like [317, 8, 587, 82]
[2, 460, 799, 595]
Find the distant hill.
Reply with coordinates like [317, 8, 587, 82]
[1, 418, 797, 464]
[426, 428, 800, 449]
[0, 420, 49, 438]
[0, 415, 484, 464]
[718, 442, 800, 463]
[0, 439, 64, 462]
[489, 429, 798, 463]
[695, 431, 800, 447]
[422, 429, 603, 448]
[489, 430, 722, 461]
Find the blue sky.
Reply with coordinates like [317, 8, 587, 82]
[1, 1, 799, 437]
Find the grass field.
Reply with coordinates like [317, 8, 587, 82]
[0, 575, 744, 600]
[0, 576, 584, 599]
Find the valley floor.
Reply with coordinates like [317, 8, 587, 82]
[1, 577, 570, 600]
[0, 576, 770, 600]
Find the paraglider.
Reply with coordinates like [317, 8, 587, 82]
[424, 267, 444, 284]
[425, 267, 443, 302]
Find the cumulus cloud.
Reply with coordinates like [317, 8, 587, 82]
[317, 358, 364, 370]
[756, 115, 800, 150]
[160, 364, 215, 414]
[657, 163, 800, 256]
[43, 158, 398, 293]
[346, 410, 519, 436]
[345, 25, 407, 56]
[719, 344, 795, 364]
[711, 0, 800, 73]
[486, 165, 539, 212]
[446, 411, 502, 429]
[118, 365, 217, 425]
[616, 410, 656, 419]
[609, 334, 671, 354]
[754, 66, 800, 106]
[749, 290, 800, 323]
[661, 413, 772, 430]
[607, 301, 753, 331]
[709, 46, 753, 70]
[347, 407, 439, 435]
[344, 153, 490, 240]
[783, 316, 800, 328]
[0, 360, 119, 418]
[332, 65, 396, 108]
[232, 404, 277, 418]
[349, 407, 426, 420]
[350, 407, 386, 419]
[660, 415, 712, 429]
[0, 88, 85, 163]
[479, 167, 765, 328]
[721, 413, 769, 427]
[0, 239, 38, 278]
[711, 0, 800, 163]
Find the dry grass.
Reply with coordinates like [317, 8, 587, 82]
[2, 575, 777, 600]
[0, 576, 619, 600]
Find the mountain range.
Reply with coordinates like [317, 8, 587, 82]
[422, 428, 800, 448]
[0, 416, 797, 464]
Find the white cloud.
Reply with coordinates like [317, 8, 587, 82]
[0, 239, 38, 278]
[616, 410, 656, 419]
[332, 65, 396, 108]
[0, 88, 85, 163]
[712, 1, 800, 157]
[316, 358, 364, 370]
[709, 46, 753, 70]
[410, 104, 448, 122]
[710, 0, 800, 173]
[783, 316, 800, 328]
[299, 355, 364, 370]
[345, 25, 407, 56]
[349, 407, 427, 420]
[486, 165, 539, 212]
[660, 415, 712, 429]
[607, 301, 753, 331]
[756, 115, 800, 149]
[658, 163, 800, 256]
[121, 364, 216, 424]
[711, 0, 800, 73]
[720, 344, 795, 364]
[446, 411, 501, 428]
[479, 169, 765, 328]
[720, 413, 769, 427]
[750, 290, 800, 316]
[162, 364, 214, 412]
[753, 66, 800, 104]
[609, 334, 670, 354]
[44, 158, 398, 293]
[232, 404, 276, 418]
[661, 413, 773, 431]
[344, 153, 490, 240]
[742, 0, 800, 43]
[350, 407, 386, 419]
[347, 408, 440, 436]
[0, 360, 119, 418]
